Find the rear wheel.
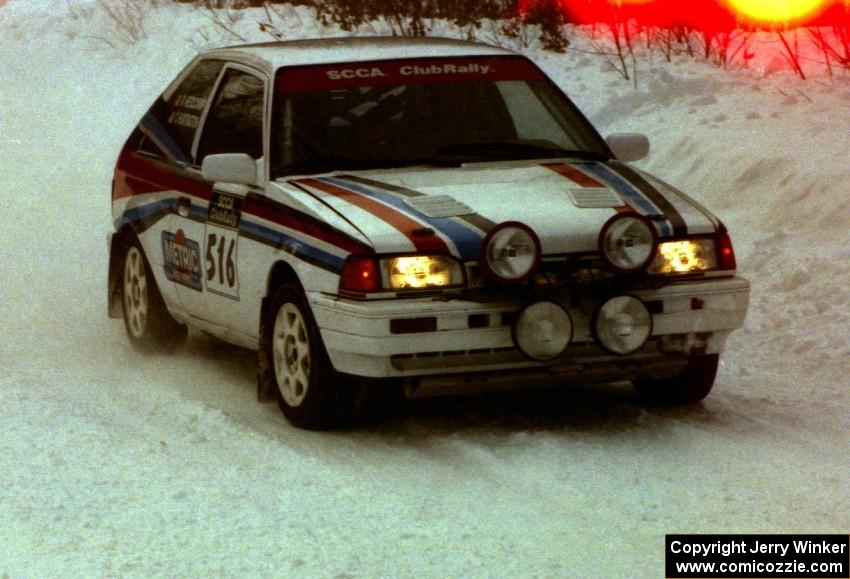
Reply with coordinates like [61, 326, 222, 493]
[266, 283, 347, 429]
[121, 237, 187, 352]
[632, 354, 719, 404]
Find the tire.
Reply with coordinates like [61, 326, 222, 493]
[632, 354, 719, 405]
[120, 236, 187, 352]
[265, 283, 347, 429]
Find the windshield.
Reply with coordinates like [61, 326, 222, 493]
[271, 56, 610, 178]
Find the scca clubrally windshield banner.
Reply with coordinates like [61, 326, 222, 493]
[277, 56, 543, 93]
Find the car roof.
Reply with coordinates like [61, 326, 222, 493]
[204, 36, 519, 72]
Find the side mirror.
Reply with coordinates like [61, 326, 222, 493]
[201, 153, 257, 186]
[605, 133, 650, 162]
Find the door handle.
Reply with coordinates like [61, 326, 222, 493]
[176, 196, 191, 218]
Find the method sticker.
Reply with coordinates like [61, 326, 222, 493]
[162, 229, 202, 291]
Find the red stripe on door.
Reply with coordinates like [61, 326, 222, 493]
[113, 149, 211, 201]
[298, 178, 450, 254]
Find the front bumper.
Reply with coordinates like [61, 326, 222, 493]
[310, 276, 750, 383]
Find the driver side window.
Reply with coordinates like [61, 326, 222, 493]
[197, 69, 265, 163]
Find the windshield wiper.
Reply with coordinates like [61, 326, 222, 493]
[438, 140, 606, 161]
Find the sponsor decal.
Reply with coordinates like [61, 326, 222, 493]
[204, 191, 242, 300]
[324, 63, 494, 82]
[167, 111, 200, 129]
[279, 56, 543, 93]
[399, 63, 492, 76]
[172, 94, 206, 111]
[326, 67, 387, 80]
[162, 229, 202, 291]
[207, 191, 242, 229]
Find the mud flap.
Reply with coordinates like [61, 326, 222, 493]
[107, 233, 125, 319]
[256, 299, 275, 403]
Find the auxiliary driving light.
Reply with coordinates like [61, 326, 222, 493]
[513, 301, 573, 361]
[592, 295, 653, 355]
[598, 214, 658, 274]
[481, 222, 541, 284]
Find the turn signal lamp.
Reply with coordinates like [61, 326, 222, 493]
[717, 231, 737, 271]
[339, 256, 380, 293]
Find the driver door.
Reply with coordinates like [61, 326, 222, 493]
[172, 64, 267, 335]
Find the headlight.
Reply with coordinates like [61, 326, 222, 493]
[384, 255, 463, 290]
[598, 214, 658, 274]
[481, 222, 541, 284]
[648, 238, 717, 274]
[339, 254, 465, 296]
[592, 295, 653, 355]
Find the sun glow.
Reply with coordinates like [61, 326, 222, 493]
[725, 0, 828, 24]
[535, 0, 844, 28]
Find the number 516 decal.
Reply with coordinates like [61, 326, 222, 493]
[205, 230, 238, 298]
[204, 191, 242, 300]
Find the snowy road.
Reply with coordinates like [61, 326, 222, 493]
[1, 2, 848, 577]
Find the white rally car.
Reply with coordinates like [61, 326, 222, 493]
[108, 37, 750, 428]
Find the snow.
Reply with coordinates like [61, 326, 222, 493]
[1, 1, 848, 576]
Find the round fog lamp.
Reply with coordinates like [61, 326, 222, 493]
[592, 295, 652, 355]
[482, 222, 541, 285]
[513, 301, 572, 361]
[599, 214, 657, 274]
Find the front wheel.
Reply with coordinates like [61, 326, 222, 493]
[121, 237, 187, 352]
[632, 354, 719, 404]
[266, 283, 346, 429]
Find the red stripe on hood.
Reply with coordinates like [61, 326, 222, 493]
[543, 162, 634, 214]
[542, 162, 605, 188]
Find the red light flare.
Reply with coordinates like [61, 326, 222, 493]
[522, 0, 848, 30]
[528, 0, 736, 32]
[724, 0, 831, 26]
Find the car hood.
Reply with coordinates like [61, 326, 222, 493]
[285, 160, 720, 260]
